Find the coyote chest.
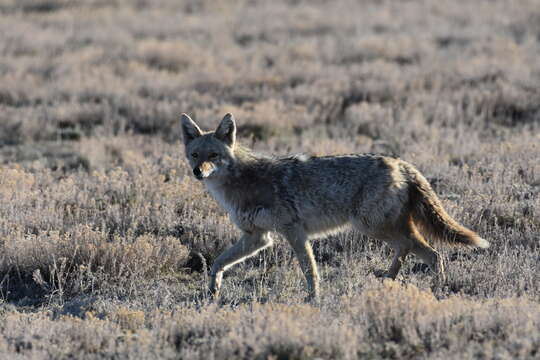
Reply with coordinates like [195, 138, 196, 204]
[205, 181, 275, 231]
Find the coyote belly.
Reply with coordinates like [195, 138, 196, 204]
[180, 113, 489, 301]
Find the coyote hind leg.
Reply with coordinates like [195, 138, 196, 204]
[411, 242, 445, 281]
[365, 216, 441, 280]
[386, 246, 410, 279]
[406, 219, 446, 281]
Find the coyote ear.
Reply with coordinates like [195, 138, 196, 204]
[181, 113, 203, 146]
[214, 113, 236, 147]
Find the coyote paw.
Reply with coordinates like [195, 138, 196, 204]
[207, 285, 220, 300]
[208, 272, 223, 300]
[303, 294, 320, 305]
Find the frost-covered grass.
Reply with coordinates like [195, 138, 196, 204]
[0, 0, 539, 358]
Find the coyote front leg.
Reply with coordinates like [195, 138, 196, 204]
[283, 227, 320, 302]
[209, 231, 273, 297]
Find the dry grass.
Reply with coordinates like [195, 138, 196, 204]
[0, 0, 539, 358]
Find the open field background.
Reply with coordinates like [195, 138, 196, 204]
[1, 0, 540, 358]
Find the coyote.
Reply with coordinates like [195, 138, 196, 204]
[181, 113, 489, 301]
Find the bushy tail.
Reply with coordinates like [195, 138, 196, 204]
[406, 166, 489, 249]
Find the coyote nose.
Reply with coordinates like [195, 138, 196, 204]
[193, 167, 203, 180]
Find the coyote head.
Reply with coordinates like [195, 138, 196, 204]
[181, 113, 236, 181]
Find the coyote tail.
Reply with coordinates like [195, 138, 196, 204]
[406, 166, 489, 249]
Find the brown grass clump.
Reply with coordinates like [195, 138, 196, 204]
[0, 0, 539, 358]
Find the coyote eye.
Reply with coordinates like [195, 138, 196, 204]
[191, 153, 198, 158]
[208, 153, 219, 159]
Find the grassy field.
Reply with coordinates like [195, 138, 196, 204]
[1, 0, 540, 358]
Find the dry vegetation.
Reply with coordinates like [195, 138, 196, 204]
[0, 0, 539, 358]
